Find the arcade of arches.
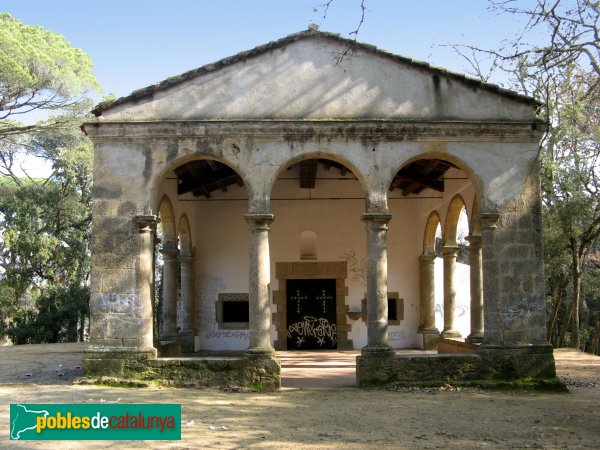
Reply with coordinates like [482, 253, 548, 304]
[82, 29, 555, 387]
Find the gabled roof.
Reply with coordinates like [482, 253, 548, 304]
[92, 28, 539, 117]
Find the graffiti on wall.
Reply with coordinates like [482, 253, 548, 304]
[287, 316, 337, 348]
[496, 295, 545, 327]
[204, 330, 249, 340]
[98, 289, 142, 316]
[339, 250, 366, 287]
[434, 304, 469, 318]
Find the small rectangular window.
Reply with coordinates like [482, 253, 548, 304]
[361, 293, 403, 325]
[388, 297, 398, 321]
[223, 301, 249, 323]
[216, 293, 249, 329]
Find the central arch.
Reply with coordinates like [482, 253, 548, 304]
[270, 156, 365, 351]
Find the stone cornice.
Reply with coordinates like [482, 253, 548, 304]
[82, 119, 545, 143]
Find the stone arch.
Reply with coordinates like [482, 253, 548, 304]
[388, 153, 484, 205]
[423, 211, 442, 256]
[270, 153, 363, 351]
[443, 194, 468, 246]
[157, 195, 177, 248]
[178, 213, 192, 256]
[269, 152, 368, 198]
[151, 154, 250, 214]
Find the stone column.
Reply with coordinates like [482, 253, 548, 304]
[441, 245, 461, 338]
[478, 213, 500, 344]
[135, 215, 159, 352]
[361, 213, 394, 352]
[160, 246, 179, 340]
[419, 254, 439, 349]
[178, 254, 195, 352]
[466, 235, 484, 342]
[244, 213, 275, 355]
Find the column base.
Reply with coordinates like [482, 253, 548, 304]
[178, 332, 196, 353]
[361, 344, 395, 357]
[466, 332, 484, 344]
[357, 345, 396, 387]
[83, 345, 157, 377]
[476, 343, 556, 379]
[441, 329, 462, 339]
[158, 340, 182, 357]
[245, 346, 276, 360]
[421, 328, 440, 350]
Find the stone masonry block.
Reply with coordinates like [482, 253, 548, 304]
[100, 269, 136, 293]
[292, 262, 318, 277]
[275, 263, 293, 279]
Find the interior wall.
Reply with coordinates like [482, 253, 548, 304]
[156, 160, 475, 351]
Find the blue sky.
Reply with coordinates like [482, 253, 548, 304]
[3, 0, 534, 102]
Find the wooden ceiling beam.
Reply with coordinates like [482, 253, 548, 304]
[401, 178, 444, 195]
[207, 160, 219, 172]
[299, 160, 318, 189]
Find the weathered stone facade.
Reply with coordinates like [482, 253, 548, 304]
[83, 29, 554, 387]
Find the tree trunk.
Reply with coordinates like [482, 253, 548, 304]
[570, 240, 581, 349]
[547, 274, 570, 343]
[558, 297, 575, 347]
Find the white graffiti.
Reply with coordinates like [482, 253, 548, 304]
[497, 296, 545, 327]
[434, 304, 470, 318]
[98, 289, 142, 315]
[287, 316, 337, 345]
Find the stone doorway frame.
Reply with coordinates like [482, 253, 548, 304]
[273, 261, 353, 350]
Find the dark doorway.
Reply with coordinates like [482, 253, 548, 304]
[286, 279, 337, 350]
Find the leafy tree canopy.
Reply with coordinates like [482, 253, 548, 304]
[0, 12, 99, 124]
[0, 13, 98, 344]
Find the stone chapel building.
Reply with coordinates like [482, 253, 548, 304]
[83, 29, 555, 386]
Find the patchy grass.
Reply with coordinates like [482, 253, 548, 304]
[75, 376, 153, 388]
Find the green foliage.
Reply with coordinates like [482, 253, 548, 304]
[0, 139, 92, 291]
[0, 139, 92, 343]
[453, 0, 600, 353]
[0, 13, 99, 128]
[0, 14, 98, 344]
[6, 285, 88, 344]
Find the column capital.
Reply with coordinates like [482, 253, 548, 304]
[134, 215, 159, 233]
[441, 245, 459, 257]
[465, 234, 482, 248]
[419, 254, 437, 263]
[160, 246, 180, 259]
[244, 213, 274, 229]
[477, 212, 500, 230]
[361, 212, 392, 227]
[178, 254, 194, 264]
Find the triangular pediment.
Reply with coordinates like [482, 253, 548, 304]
[94, 30, 538, 122]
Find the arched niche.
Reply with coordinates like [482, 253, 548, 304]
[423, 211, 442, 256]
[444, 194, 468, 246]
[179, 213, 193, 256]
[157, 195, 177, 248]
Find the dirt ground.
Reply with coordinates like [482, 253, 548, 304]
[1, 344, 599, 449]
